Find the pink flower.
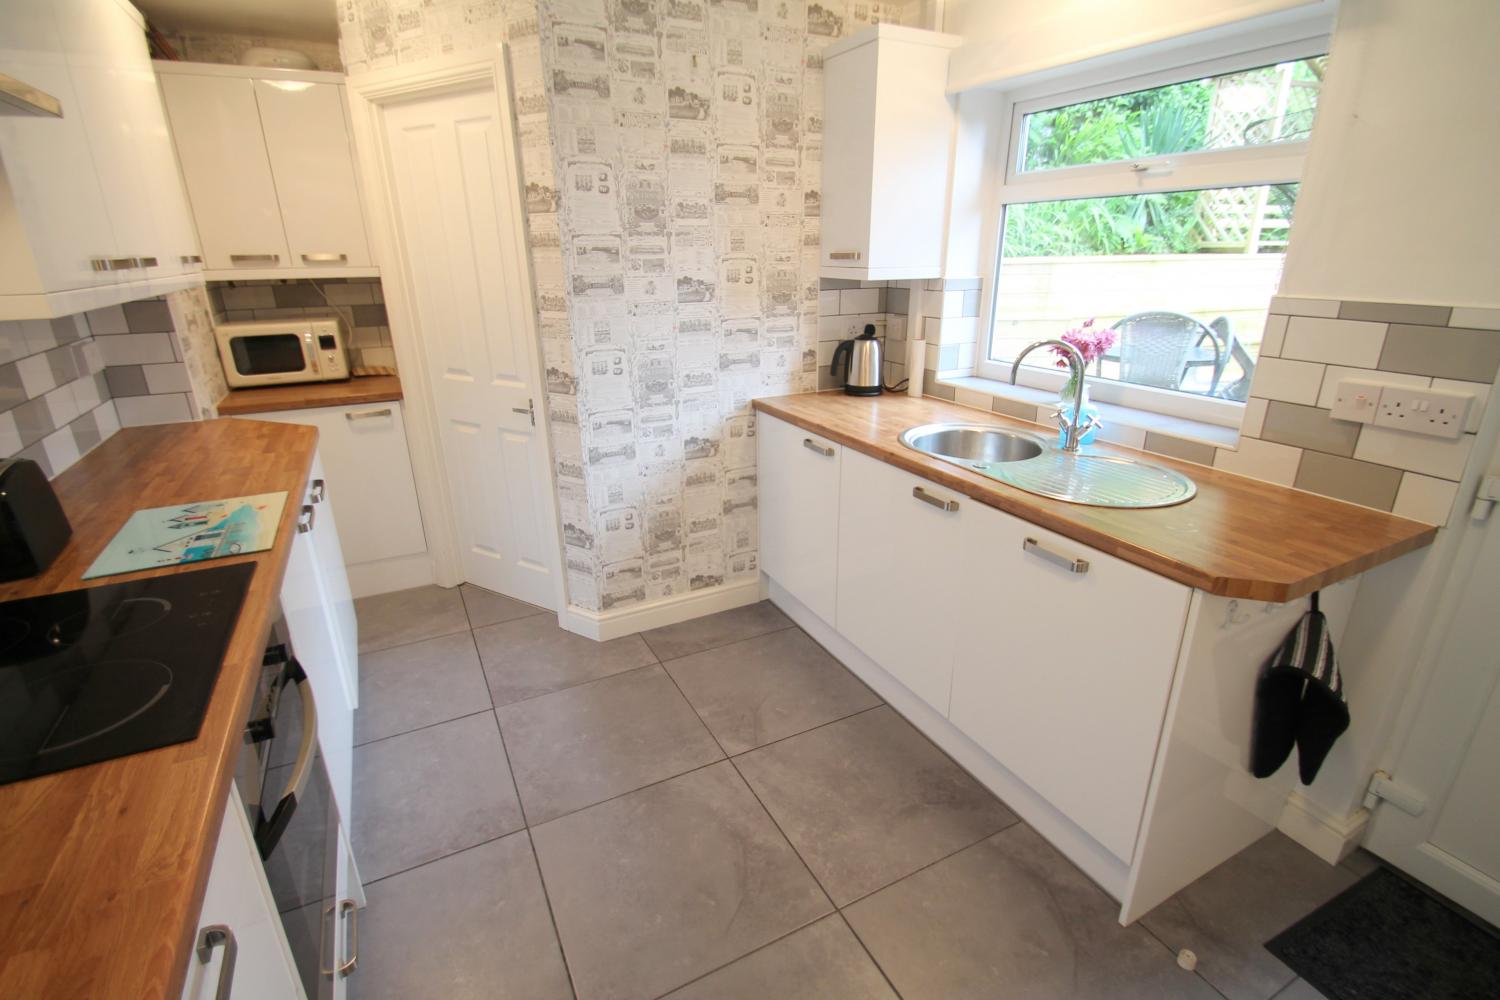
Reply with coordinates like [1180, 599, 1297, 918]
[1052, 319, 1117, 367]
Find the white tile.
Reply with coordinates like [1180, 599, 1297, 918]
[143, 362, 191, 394]
[41, 425, 80, 476]
[94, 399, 121, 438]
[955, 342, 976, 369]
[1259, 314, 1289, 357]
[1450, 306, 1500, 331]
[0, 410, 21, 455]
[816, 341, 837, 366]
[817, 290, 840, 315]
[1095, 422, 1147, 448]
[925, 342, 942, 370]
[922, 317, 941, 341]
[935, 316, 978, 345]
[940, 289, 966, 317]
[81, 339, 104, 375]
[115, 392, 193, 427]
[1213, 437, 1304, 486]
[1268, 295, 1341, 318]
[886, 314, 907, 340]
[1315, 366, 1430, 409]
[71, 372, 103, 412]
[1431, 378, 1489, 433]
[954, 387, 991, 410]
[1281, 317, 1388, 367]
[818, 312, 851, 342]
[362, 347, 397, 368]
[840, 288, 879, 314]
[1250, 357, 1326, 404]
[16, 352, 56, 398]
[84, 305, 129, 335]
[97, 333, 175, 366]
[1239, 396, 1269, 438]
[1354, 425, 1474, 480]
[44, 384, 80, 428]
[1392, 473, 1460, 526]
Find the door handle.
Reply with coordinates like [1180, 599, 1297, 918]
[1023, 536, 1090, 574]
[912, 486, 959, 512]
[309, 478, 326, 504]
[195, 924, 238, 1000]
[828, 250, 862, 261]
[802, 437, 834, 457]
[229, 253, 280, 265]
[337, 899, 358, 976]
[512, 398, 535, 426]
[301, 252, 349, 264]
[345, 407, 392, 421]
[297, 504, 316, 534]
[253, 660, 318, 859]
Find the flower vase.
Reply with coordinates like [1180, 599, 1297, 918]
[1057, 382, 1100, 447]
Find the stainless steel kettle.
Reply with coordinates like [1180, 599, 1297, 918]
[830, 325, 882, 396]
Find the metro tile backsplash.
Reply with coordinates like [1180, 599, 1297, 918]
[0, 316, 118, 479]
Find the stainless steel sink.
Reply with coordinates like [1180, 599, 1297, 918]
[899, 421, 1197, 508]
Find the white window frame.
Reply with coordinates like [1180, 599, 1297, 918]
[974, 35, 1330, 428]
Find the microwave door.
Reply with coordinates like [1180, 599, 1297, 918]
[229, 331, 313, 379]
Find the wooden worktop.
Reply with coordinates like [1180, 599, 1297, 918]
[0, 419, 319, 1000]
[754, 392, 1437, 602]
[215, 373, 402, 416]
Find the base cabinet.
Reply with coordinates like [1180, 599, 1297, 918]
[757, 413, 841, 625]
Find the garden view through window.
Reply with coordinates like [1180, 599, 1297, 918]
[990, 56, 1326, 405]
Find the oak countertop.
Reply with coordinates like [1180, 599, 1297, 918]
[215, 373, 403, 416]
[753, 392, 1437, 602]
[0, 419, 320, 1000]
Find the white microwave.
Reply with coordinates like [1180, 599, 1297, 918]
[215, 318, 351, 388]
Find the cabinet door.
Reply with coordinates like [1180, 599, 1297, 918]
[819, 40, 876, 270]
[950, 506, 1191, 863]
[254, 80, 372, 269]
[758, 413, 841, 625]
[305, 453, 360, 707]
[159, 73, 290, 271]
[836, 450, 964, 714]
[180, 786, 302, 1000]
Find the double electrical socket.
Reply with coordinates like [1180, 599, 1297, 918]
[1330, 378, 1472, 438]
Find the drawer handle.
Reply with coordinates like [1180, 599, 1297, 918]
[297, 504, 315, 534]
[1023, 536, 1090, 574]
[91, 256, 136, 272]
[346, 407, 392, 421]
[135, 255, 159, 268]
[195, 924, 238, 1000]
[803, 437, 834, 457]
[180, 254, 203, 265]
[828, 250, 862, 261]
[309, 478, 326, 504]
[229, 253, 280, 264]
[912, 486, 959, 512]
[338, 898, 359, 976]
[301, 252, 349, 264]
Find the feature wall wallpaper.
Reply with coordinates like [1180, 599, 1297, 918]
[338, 0, 922, 612]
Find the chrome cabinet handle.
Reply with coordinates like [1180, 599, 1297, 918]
[309, 478, 326, 504]
[828, 250, 862, 261]
[802, 437, 834, 457]
[345, 407, 392, 421]
[337, 899, 358, 976]
[297, 504, 315, 534]
[301, 252, 348, 264]
[912, 486, 959, 512]
[180, 254, 203, 265]
[195, 924, 237, 1000]
[136, 256, 158, 268]
[229, 253, 280, 264]
[1023, 536, 1090, 574]
[91, 256, 136, 272]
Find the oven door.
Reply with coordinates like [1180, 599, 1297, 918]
[221, 330, 319, 387]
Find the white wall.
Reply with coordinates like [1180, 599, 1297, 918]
[1277, 0, 1500, 307]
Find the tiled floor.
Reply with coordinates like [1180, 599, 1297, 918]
[348, 585, 1368, 1000]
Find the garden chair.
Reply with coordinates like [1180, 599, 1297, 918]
[1113, 311, 1228, 394]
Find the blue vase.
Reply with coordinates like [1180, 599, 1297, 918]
[1057, 384, 1100, 447]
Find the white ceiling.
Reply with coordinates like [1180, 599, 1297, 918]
[135, 0, 340, 43]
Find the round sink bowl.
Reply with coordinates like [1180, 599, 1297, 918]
[899, 423, 1045, 464]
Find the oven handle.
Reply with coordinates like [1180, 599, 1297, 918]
[253, 657, 319, 860]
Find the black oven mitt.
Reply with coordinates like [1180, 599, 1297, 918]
[1250, 592, 1349, 784]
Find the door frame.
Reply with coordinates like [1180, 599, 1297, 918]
[345, 46, 568, 617]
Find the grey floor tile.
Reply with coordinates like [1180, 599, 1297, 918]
[354, 585, 470, 653]
[734, 705, 1018, 905]
[352, 832, 572, 1000]
[845, 823, 1218, 1000]
[531, 761, 832, 1000]
[664, 628, 881, 754]
[1140, 831, 1358, 1000]
[354, 630, 491, 745]
[662, 915, 897, 1000]
[1339, 847, 1382, 878]
[353, 712, 523, 882]
[476, 613, 658, 707]
[497, 664, 724, 825]
[641, 600, 794, 660]
[1273, 981, 1331, 1000]
[460, 582, 548, 628]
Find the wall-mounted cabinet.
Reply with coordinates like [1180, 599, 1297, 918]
[156, 62, 375, 281]
[820, 25, 961, 281]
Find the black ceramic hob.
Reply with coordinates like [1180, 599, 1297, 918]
[0, 562, 254, 787]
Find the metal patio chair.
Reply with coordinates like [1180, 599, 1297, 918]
[1113, 311, 1229, 395]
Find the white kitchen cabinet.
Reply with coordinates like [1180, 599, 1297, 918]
[757, 413, 841, 625]
[179, 787, 302, 1000]
[836, 447, 966, 715]
[820, 25, 961, 281]
[157, 63, 375, 280]
[950, 506, 1192, 864]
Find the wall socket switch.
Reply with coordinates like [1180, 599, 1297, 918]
[1373, 385, 1473, 438]
[1329, 379, 1384, 424]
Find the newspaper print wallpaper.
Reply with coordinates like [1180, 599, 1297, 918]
[338, 0, 921, 612]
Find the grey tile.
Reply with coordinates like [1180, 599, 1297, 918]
[922, 371, 956, 400]
[642, 600, 793, 660]
[45, 345, 79, 386]
[12, 396, 54, 448]
[665, 628, 880, 755]
[1140, 831, 1358, 1000]
[475, 612, 657, 707]
[353, 303, 389, 327]
[0, 363, 25, 412]
[1338, 301, 1452, 326]
[846, 824, 1218, 1000]
[355, 630, 492, 745]
[735, 705, 1018, 905]
[219, 284, 277, 310]
[1294, 451, 1403, 511]
[818, 365, 838, 391]
[1144, 432, 1219, 466]
[819, 277, 863, 290]
[886, 285, 910, 314]
[49, 315, 85, 344]
[104, 365, 149, 398]
[272, 282, 324, 308]
[70, 410, 101, 455]
[352, 712, 524, 882]
[1339, 848, 1382, 878]
[355, 833, 572, 1000]
[1379, 324, 1500, 382]
[663, 915, 897, 1000]
[16, 441, 51, 478]
[459, 582, 546, 628]
[992, 395, 1040, 421]
[323, 281, 375, 305]
[1273, 979, 1332, 1000]
[122, 299, 173, 333]
[961, 289, 982, 317]
[354, 584, 470, 653]
[497, 664, 723, 825]
[532, 761, 832, 1000]
[1259, 401, 1362, 457]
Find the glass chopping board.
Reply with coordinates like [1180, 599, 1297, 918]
[83, 492, 289, 579]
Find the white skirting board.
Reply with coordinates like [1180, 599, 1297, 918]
[1278, 791, 1371, 864]
[345, 552, 435, 599]
[561, 575, 768, 641]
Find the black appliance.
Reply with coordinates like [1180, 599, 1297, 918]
[0, 562, 254, 787]
[0, 458, 72, 582]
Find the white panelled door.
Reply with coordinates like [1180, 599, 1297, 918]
[381, 84, 556, 609]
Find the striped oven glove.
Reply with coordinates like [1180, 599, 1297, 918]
[1250, 592, 1351, 784]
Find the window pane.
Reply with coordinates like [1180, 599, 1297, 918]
[1019, 57, 1325, 173]
[990, 185, 1298, 401]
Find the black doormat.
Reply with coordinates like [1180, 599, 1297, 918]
[1266, 867, 1500, 1000]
